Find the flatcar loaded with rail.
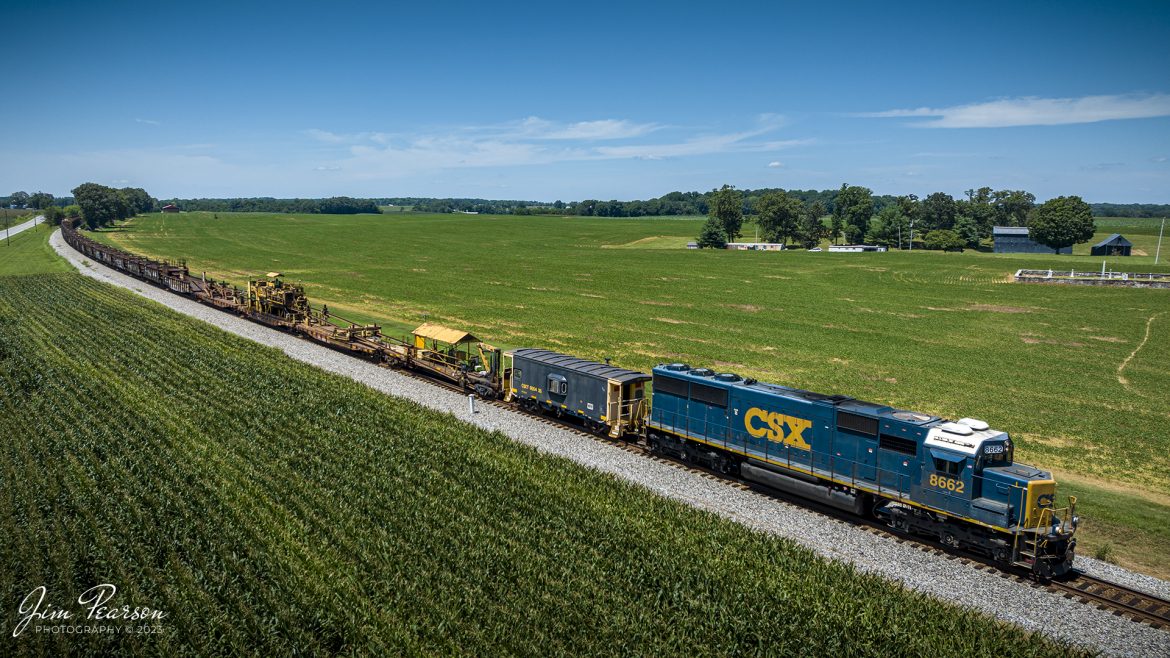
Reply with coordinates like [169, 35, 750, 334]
[61, 218, 1079, 578]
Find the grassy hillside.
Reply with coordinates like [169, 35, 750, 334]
[93, 211, 1170, 576]
[0, 261, 1080, 654]
[0, 223, 72, 275]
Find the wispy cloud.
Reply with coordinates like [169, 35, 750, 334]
[501, 117, 661, 140]
[859, 93, 1170, 128]
[135, 118, 161, 125]
[302, 115, 808, 177]
[768, 161, 783, 168]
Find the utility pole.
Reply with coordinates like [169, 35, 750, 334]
[1156, 217, 1165, 266]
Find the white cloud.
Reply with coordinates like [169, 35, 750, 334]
[303, 129, 350, 143]
[767, 161, 783, 168]
[303, 116, 810, 177]
[860, 93, 1170, 128]
[135, 118, 161, 125]
[464, 116, 661, 141]
[538, 119, 659, 140]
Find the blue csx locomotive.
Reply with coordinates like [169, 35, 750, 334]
[644, 363, 1078, 578]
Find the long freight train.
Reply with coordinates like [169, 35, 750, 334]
[61, 219, 1079, 578]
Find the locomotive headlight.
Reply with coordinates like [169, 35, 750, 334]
[1071, 515, 1080, 530]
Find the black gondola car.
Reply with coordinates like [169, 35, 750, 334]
[507, 348, 650, 437]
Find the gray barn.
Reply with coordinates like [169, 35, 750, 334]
[993, 226, 1072, 254]
[1090, 234, 1132, 256]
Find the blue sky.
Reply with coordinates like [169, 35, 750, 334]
[2, 0, 1169, 202]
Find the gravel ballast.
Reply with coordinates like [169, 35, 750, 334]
[51, 229, 1170, 656]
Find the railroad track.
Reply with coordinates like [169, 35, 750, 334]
[1049, 574, 1170, 629]
[391, 364, 1170, 630]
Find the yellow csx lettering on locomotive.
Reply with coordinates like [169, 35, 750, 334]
[744, 408, 813, 450]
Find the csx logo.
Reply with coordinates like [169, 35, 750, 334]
[1037, 494, 1054, 508]
[744, 408, 812, 450]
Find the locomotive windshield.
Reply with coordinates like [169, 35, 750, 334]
[977, 436, 1013, 469]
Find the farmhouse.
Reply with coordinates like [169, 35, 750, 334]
[828, 244, 887, 253]
[993, 226, 1071, 254]
[726, 242, 786, 251]
[1090, 234, 1133, 256]
[162, 204, 179, 213]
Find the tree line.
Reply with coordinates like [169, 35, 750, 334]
[2, 186, 153, 229]
[379, 192, 1168, 220]
[67, 183, 157, 229]
[3, 191, 75, 209]
[696, 184, 1095, 254]
[166, 197, 381, 214]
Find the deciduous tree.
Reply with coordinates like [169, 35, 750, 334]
[1028, 196, 1094, 253]
[796, 203, 828, 248]
[993, 189, 1035, 226]
[755, 190, 803, 245]
[28, 191, 54, 209]
[708, 184, 744, 241]
[119, 187, 156, 214]
[72, 183, 129, 229]
[924, 229, 965, 251]
[920, 192, 957, 231]
[833, 184, 874, 239]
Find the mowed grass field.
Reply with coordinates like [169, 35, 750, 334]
[96, 212, 1170, 576]
[0, 231, 1082, 656]
[0, 223, 72, 275]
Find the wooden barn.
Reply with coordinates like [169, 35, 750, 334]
[1090, 234, 1132, 256]
[993, 226, 1071, 254]
[162, 204, 179, 213]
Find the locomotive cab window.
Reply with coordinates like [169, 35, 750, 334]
[932, 456, 964, 476]
[977, 441, 1011, 470]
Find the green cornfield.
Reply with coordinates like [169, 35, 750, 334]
[0, 272, 1082, 656]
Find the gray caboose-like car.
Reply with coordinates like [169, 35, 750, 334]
[505, 348, 650, 438]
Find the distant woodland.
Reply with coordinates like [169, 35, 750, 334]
[5, 191, 1168, 219]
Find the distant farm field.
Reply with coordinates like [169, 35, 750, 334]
[96, 212, 1170, 575]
